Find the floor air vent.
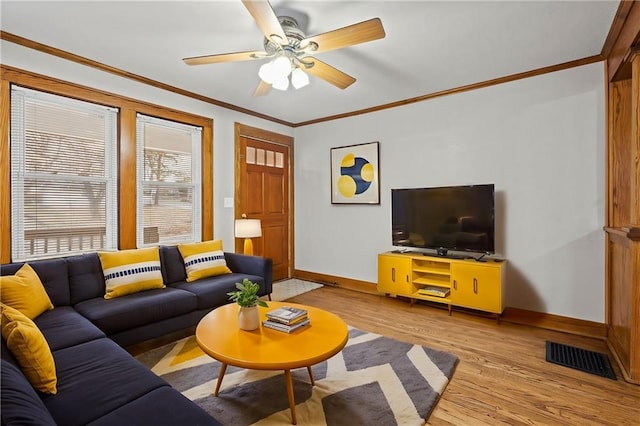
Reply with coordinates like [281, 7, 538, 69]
[545, 341, 616, 380]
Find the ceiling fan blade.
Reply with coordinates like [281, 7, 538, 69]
[183, 51, 265, 65]
[301, 18, 385, 54]
[301, 57, 356, 89]
[253, 80, 272, 96]
[241, 0, 288, 45]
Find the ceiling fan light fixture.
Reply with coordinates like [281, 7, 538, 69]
[272, 56, 292, 77]
[259, 55, 293, 85]
[258, 61, 276, 84]
[272, 76, 290, 91]
[291, 67, 309, 89]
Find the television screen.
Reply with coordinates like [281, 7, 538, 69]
[391, 184, 495, 255]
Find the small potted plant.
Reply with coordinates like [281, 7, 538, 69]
[227, 278, 268, 331]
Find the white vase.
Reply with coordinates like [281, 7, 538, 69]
[238, 305, 260, 331]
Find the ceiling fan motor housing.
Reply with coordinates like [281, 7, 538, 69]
[264, 16, 316, 58]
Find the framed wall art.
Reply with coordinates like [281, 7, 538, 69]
[330, 141, 380, 204]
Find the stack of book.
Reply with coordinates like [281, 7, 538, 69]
[262, 306, 310, 333]
[417, 286, 450, 298]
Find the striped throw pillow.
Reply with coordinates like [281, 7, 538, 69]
[98, 247, 165, 299]
[178, 240, 231, 283]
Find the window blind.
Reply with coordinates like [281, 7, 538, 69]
[136, 114, 202, 246]
[10, 86, 118, 260]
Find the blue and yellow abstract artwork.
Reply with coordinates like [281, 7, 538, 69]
[331, 142, 379, 204]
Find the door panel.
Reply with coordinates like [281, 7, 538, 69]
[263, 224, 284, 265]
[451, 264, 501, 313]
[235, 124, 292, 281]
[266, 173, 284, 213]
[377, 255, 412, 295]
[246, 171, 264, 214]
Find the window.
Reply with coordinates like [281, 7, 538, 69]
[10, 86, 118, 260]
[136, 114, 202, 246]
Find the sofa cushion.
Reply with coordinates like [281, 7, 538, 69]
[1, 258, 71, 307]
[1, 304, 57, 394]
[159, 245, 188, 284]
[67, 253, 106, 304]
[1, 360, 57, 426]
[73, 287, 197, 335]
[224, 252, 273, 286]
[170, 273, 265, 310]
[178, 240, 232, 282]
[0, 263, 54, 319]
[1, 336, 19, 367]
[86, 386, 222, 426]
[42, 338, 168, 426]
[33, 306, 105, 351]
[98, 247, 165, 299]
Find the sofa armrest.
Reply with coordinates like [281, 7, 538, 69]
[224, 253, 273, 294]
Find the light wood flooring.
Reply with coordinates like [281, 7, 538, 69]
[285, 286, 640, 426]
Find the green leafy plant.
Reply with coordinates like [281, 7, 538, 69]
[227, 279, 268, 308]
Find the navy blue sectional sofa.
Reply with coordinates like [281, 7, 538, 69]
[1, 245, 272, 425]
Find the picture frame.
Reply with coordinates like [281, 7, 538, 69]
[330, 141, 380, 204]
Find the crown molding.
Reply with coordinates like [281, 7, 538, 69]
[0, 31, 293, 127]
[0, 30, 606, 128]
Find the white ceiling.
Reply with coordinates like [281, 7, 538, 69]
[1, 1, 619, 125]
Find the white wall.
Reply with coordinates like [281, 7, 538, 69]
[294, 62, 606, 322]
[1, 41, 294, 252]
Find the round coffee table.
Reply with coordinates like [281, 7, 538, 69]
[195, 301, 348, 425]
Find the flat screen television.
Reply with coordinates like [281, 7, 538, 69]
[391, 184, 495, 256]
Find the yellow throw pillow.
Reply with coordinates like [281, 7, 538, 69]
[1, 304, 57, 394]
[98, 247, 165, 299]
[178, 240, 231, 283]
[0, 263, 53, 320]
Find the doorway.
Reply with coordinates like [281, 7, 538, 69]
[234, 123, 294, 281]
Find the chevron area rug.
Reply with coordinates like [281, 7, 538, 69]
[136, 327, 458, 425]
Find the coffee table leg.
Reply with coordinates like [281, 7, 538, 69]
[284, 369, 297, 425]
[307, 366, 315, 386]
[214, 363, 228, 396]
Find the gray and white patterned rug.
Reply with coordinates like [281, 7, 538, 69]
[136, 327, 458, 425]
[269, 279, 323, 302]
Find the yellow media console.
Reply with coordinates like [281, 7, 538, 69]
[377, 252, 506, 314]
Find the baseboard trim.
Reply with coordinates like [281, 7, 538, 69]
[607, 329, 640, 384]
[294, 269, 607, 340]
[499, 307, 607, 340]
[294, 269, 378, 295]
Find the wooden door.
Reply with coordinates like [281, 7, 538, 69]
[235, 124, 293, 281]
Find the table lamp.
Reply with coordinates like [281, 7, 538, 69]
[235, 216, 262, 255]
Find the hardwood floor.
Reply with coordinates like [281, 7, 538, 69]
[285, 286, 640, 426]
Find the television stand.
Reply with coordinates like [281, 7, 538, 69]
[377, 251, 506, 315]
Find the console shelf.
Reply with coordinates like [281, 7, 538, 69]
[377, 252, 506, 315]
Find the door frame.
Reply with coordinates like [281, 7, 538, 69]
[234, 122, 294, 278]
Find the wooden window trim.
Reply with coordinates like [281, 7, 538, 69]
[0, 64, 213, 260]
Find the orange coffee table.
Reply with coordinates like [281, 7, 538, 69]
[195, 301, 348, 425]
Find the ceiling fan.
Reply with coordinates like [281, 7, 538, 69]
[182, 0, 386, 96]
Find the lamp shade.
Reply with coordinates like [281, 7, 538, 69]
[258, 62, 276, 84]
[235, 219, 262, 238]
[272, 76, 290, 91]
[291, 67, 309, 89]
[272, 56, 292, 77]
